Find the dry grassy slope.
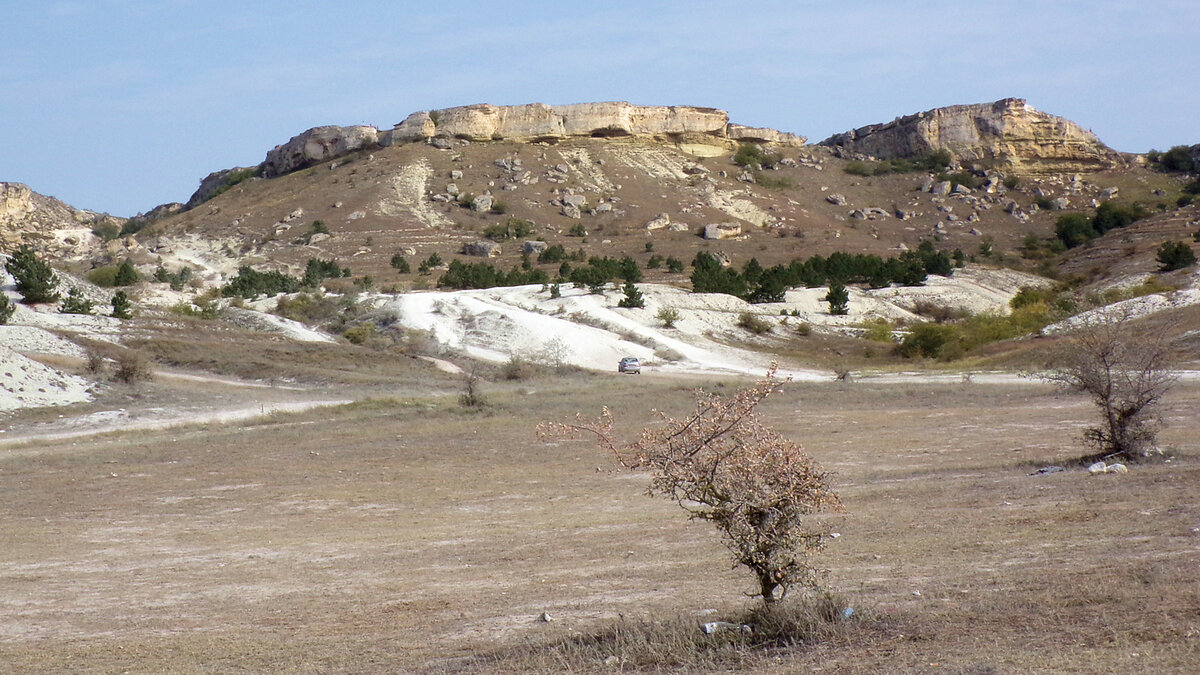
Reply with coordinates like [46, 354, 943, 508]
[140, 136, 1191, 288]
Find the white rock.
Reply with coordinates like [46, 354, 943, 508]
[1087, 461, 1108, 475]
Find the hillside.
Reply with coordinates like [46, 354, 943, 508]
[2, 98, 1199, 417]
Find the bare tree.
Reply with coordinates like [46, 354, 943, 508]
[539, 369, 840, 603]
[1042, 309, 1177, 462]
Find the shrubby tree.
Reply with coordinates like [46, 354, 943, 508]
[5, 244, 60, 304]
[1042, 309, 1177, 462]
[539, 370, 841, 603]
[1156, 240, 1196, 271]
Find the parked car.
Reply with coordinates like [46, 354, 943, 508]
[618, 357, 641, 374]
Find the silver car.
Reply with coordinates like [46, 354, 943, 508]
[618, 357, 641, 374]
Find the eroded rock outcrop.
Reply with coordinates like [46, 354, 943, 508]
[262, 125, 380, 178]
[820, 98, 1122, 173]
[0, 182, 123, 258]
[384, 102, 806, 147]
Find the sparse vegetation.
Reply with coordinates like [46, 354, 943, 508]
[483, 218, 533, 241]
[843, 150, 953, 177]
[824, 283, 849, 315]
[656, 306, 680, 328]
[1055, 202, 1149, 248]
[617, 280, 644, 308]
[540, 371, 840, 604]
[389, 254, 410, 273]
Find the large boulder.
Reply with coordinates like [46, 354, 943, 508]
[703, 223, 742, 240]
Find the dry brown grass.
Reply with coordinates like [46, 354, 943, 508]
[1, 375, 1198, 673]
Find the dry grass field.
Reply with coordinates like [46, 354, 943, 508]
[2, 372, 1198, 673]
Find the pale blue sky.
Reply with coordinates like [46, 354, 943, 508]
[3, 0, 1197, 216]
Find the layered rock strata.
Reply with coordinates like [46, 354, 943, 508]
[820, 98, 1122, 173]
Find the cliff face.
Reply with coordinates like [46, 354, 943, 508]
[820, 99, 1122, 173]
[1, 182, 122, 257]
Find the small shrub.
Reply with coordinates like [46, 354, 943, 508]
[91, 221, 121, 241]
[898, 322, 963, 359]
[657, 306, 681, 328]
[737, 312, 772, 334]
[86, 266, 120, 287]
[390, 254, 411, 273]
[501, 356, 539, 381]
[342, 323, 375, 345]
[666, 257, 685, 273]
[1003, 175, 1020, 190]
[112, 351, 152, 383]
[860, 319, 893, 342]
[794, 322, 812, 336]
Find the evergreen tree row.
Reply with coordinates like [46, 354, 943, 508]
[691, 242, 957, 303]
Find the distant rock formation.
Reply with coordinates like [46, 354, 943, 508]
[820, 98, 1122, 173]
[383, 102, 806, 147]
[0, 182, 123, 258]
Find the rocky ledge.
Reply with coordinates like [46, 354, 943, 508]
[820, 98, 1124, 173]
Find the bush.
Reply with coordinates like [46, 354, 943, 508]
[86, 266, 120, 287]
[153, 264, 192, 291]
[303, 258, 348, 286]
[59, 287, 94, 315]
[1003, 175, 1021, 190]
[221, 265, 300, 299]
[91, 221, 122, 241]
[665, 257, 684, 273]
[540, 371, 840, 603]
[737, 312, 772, 334]
[389, 254, 410, 273]
[898, 322, 963, 359]
[1152, 145, 1195, 173]
[342, 323, 375, 345]
[417, 252, 444, 275]
[112, 351, 152, 383]
[482, 218, 533, 241]
[5, 244, 59, 304]
[733, 143, 780, 169]
[656, 306, 681, 328]
[537, 244, 568, 264]
[860, 319, 893, 342]
[1156, 240, 1197, 271]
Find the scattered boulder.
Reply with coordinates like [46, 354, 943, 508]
[645, 213, 671, 231]
[472, 194, 494, 212]
[931, 181, 952, 196]
[522, 240, 547, 255]
[826, 193, 848, 206]
[462, 240, 501, 257]
[703, 223, 742, 240]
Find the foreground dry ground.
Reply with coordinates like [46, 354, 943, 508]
[1, 374, 1198, 673]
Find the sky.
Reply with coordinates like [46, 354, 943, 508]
[3, 0, 1198, 217]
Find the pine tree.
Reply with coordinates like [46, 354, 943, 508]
[0, 293, 14, 325]
[113, 259, 140, 286]
[5, 244, 60, 304]
[617, 280, 644, 308]
[824, 283, 849, 315]
[111, 290, 133, 319]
